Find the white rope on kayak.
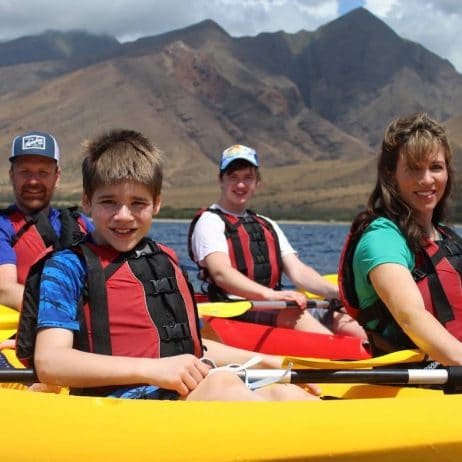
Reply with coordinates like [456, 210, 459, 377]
[202, 356, 293, 390]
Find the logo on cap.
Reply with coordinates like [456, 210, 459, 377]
[10, 130, 60, 162]
[220, 144, 259, 171]
[22, 135, 47, 151]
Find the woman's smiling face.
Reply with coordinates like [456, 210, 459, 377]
[394, 144, 448, 224]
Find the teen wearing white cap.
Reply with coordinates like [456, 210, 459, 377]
[189, 144, 366, 337]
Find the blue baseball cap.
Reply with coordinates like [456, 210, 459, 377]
[219, 144, 259, 171]
[10, 131, 60, 163]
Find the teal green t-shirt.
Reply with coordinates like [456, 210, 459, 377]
[353, 217, 415, 309]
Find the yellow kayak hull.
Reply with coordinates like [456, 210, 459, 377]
[2, 295, 462, 461]
[1, 379, 461, 461]
[0, 304, 19, 341]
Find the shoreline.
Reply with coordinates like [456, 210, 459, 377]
[154, 218, 462, 227]
[154, 218, 351, 225]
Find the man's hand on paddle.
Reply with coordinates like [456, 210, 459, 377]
[263, 289, 307, 309]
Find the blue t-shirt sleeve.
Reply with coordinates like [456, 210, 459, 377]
[79, 213, 94, 233]
[0, 215, 17, 265]
[49, 208, 94, 236]
[37, 250, 86, 331]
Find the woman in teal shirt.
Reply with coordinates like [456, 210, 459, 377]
[341, 113, 462, 365]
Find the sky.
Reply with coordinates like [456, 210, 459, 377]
[1, 0, 462, 71]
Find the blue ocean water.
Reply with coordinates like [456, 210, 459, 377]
[149, 220, 350, 291]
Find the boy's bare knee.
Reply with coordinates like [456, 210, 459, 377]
[205, 370, 244, 388]
[256, 383, 319, 401]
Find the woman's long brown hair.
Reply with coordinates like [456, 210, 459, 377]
[350, 113, 454, 253]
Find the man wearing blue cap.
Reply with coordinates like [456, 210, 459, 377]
[189, 144, 366, 337]
[0, 131, 93, 311]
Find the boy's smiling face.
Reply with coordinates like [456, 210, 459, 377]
[219, 165, 259, 214]
[83, 181, 160, 252]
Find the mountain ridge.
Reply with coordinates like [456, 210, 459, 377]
[1, 7, 462, 220]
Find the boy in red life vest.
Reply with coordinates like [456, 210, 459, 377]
[31, 129, 317, 401]
[0, 131, 93, 310]
[189, 144, 366, 338]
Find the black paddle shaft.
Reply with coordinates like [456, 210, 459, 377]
[238, 366, 462, 393]
[2, 367, 462, 394]
[0, 368, 37, 382]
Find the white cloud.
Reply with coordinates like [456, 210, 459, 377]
[188, 0, 338, 37]
[365, 0, 462, 71]
[364, 0, 399, 17]
[0, 0, 461, 71]
[0, 0, 337, 41]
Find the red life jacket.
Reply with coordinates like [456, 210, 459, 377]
[17, 238, 203, 396]
[339, 223, 462, 353]
[188, 208, 283, 299]
[1, 207, 88, 283]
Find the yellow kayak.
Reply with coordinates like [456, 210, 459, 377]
[1, 346, 461, 461]
[0, 380, 461, 461]
[2, 291, 462, 461]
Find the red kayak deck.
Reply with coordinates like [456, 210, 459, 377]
[206, 317, 371, 360]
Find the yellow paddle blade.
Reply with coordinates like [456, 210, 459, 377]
[300, 273, 338, 300]
[197, 301, 252, 318]
[0, 304, 19, 342]
[282, 349, 426, 369]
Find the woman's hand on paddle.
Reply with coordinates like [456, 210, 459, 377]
[264, 289, 307, 309]
[147, 354, 211, 397]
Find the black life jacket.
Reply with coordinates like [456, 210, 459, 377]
[339, 223, 462, 354]
[16, 238, 203, 396]
[0, 206, 88, 283]
[188, 207, 283, 300]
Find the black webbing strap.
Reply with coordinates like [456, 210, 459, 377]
[10, 220, 34, 247]
[135, 241, 193, 354]
[80, 245, 112, 355]
[414, 242, 456, 325]
[10, 210, 59, 248]
[144, 247, 189, 342]
[245, 219, 271, 286]
[427, 271, 455, 324]
[254, 214, 283, 290]
[31, 211, 60, 248]
[58, 208, 85, 248]
[224, 218, 248, 275]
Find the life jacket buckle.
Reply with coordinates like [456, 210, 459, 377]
[444, 241, 462, 257]
[151, 277, 176, 294]
[133, 243, 154, 258]
[412, 267, 427, 282]
[161, 322, 190, 341]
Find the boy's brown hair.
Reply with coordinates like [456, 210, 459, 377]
[82, 129, 163, 199]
